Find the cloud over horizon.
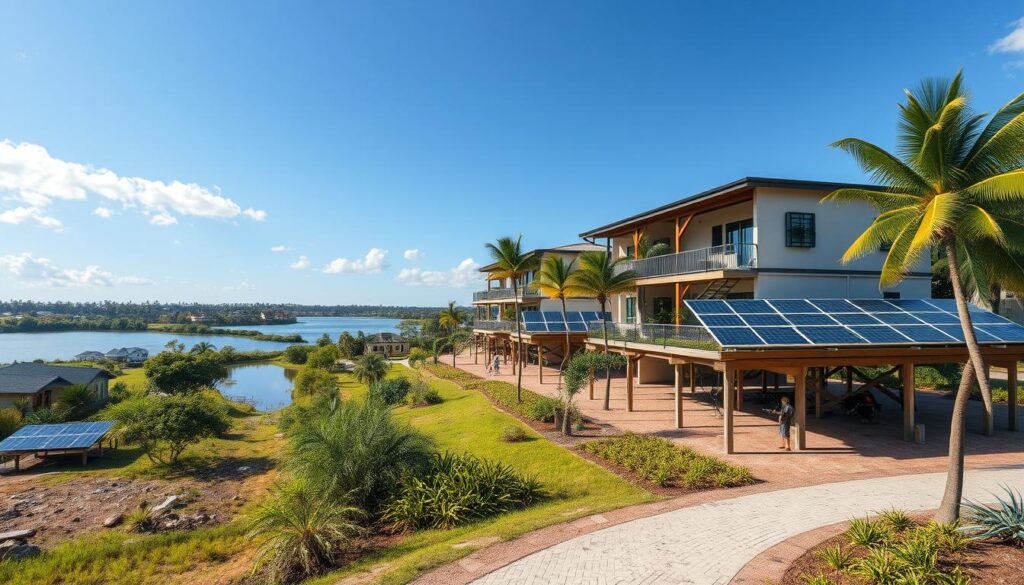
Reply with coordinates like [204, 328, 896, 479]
[398, 257, 481, 288]
[0, 252, 153, 288]
[323, 248, 388, 274]
[991, 17, 1024, 54]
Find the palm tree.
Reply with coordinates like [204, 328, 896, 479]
[437, 301, 465, 333]
[190, 341, 216, 354]
[822, 72, 1024, 522]
[531, 256, 582, 388]
[352, 353, 390, 387]
[484, 236, 540, 402]
[571, 250, 637, 410]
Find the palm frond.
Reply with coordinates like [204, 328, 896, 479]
[958, 205, 1005, 244]
[963, 169, 1024, 204]
[880, 215, 925, 288]
[839, 208, 919, 264]
[830, 138, 932, 194]
[914, 97, 966, 186]
[821, 188, 923, 211]
[908, 193, 957, 257]
[963, 109, 1024, 176]
[963, 90, 1024, 164]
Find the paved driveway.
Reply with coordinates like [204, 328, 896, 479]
[472, 466, 1024, 585]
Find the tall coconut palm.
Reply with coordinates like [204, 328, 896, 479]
[531, 256, 582, 388]
[571, 250, 638, 410]
[823, 72, 1024, 522]
[437, 301, 465, 333]
[484, 236, 539, 402]
[190, 341, 217, 354]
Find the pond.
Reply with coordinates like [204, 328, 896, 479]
[217, 363, 297, 411]
[0, 317, 402, 363]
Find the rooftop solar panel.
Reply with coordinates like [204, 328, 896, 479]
[979, 323, 1024, 342]
[849, 326, 911, 343]
[753, 327, 808, 345]
[522, 312, 543, 322]
[910, 312, 961, 325]
[701, 314, 745, 327]
[567, 322, 588, 332]
[741, 314, 788, 326]
[542, 311, 564, 323]
[873, 312, 924, 325]
[0, 421, 114, 454]
[523, 322, 547, 332]
[893, 325, 956, 343]
[769, 299, 819, 313]
[850, 299, 898, 312]
[709, 327, 764, 346]
[798, 326, 865, 344]
[830, 313, 881, 325]
[785, 313, 837, 326]
[888, 299, 936, 311]
[809, 299, 857, 312]
[729, 300, 773, 313]
[565, 312, 585, 322]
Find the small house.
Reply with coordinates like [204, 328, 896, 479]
[364, 333, 409, 357]
[74, 350, 106, 362]
[104, 347, 149, 365]
[0, 362, 113, 410]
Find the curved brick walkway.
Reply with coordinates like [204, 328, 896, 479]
[470, 465, 1024, 585]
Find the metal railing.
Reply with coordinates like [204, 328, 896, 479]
[586, 321, 719, 351]
[615, 243, 757, 279]
[472, 288, 541, 302]
[473, 320, 514, 332]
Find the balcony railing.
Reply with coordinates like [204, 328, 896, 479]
[615, 243, 757, 279]
[586, 321, 719, 351]
[472, 288, 541, 302]
[473, 320, 514, 332]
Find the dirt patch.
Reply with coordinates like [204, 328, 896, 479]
[781, 530, 1024, 584]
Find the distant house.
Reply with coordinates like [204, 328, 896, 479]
[74, 350, 106, 362]
[364, 333, 409, 357]
[260, 310, 293, 322]
[0, 362, 114, 410]
[187, 313, 217, 324]
[104, 347, 149, 365]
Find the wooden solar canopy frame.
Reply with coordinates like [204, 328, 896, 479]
[585, 338, 1022, 454]
[471, 329, 590, 384]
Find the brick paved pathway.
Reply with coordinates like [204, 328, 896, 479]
[471, 466, 1024, 585]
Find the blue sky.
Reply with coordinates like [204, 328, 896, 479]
[1, 1, 1023, 306]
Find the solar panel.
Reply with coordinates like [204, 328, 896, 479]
[567, 322, 588, 332]
[542, 311, 564, 323]
[686, 298, 1024, 349]
[0, 421, 114, 453]
[523, 321, 547, 332]
[546, 321, 567, 332]
[522, 312, 543, 322]
[565, 312, 585, 322]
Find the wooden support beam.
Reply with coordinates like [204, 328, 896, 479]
[901, 362, 916, 442]
[589, 369, 595, 400]
[626, 357, 635, 412]
[1008, 361, 1018, 432]
[689, 363, 696, 393]
[674, 364, 683, 429]
[794, 367, 807, 451]
[815, 367, 824, 419]
[723, 368, 735, 454]
[736, 369, 744, 410]
[983, 364, 994, 436]
[537, 344, 543, 383]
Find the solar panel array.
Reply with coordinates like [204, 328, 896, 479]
[0, 421, 114, 453]
[522, 311, 612, 333]
[685, 298, 1024, 348]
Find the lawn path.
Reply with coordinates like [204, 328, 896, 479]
[467, 465, 1024, 585]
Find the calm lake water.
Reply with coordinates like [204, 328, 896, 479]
[0, 316, 401, 363]
[218, 363, 297, 410]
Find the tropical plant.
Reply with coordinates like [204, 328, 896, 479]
[484, 236, 540, 402]
[822, 72, 1024, 522]
[852, 548, 900, 583]
[189, 341, 217, 354]
[405, 380, 442, 406]
[531, 255, 581, 390]
[382, 452, 543, 530]
[247, 481, 363, 584]
[286, 398, 432, 511]
[846, 517, 889, 547]
[164, 339, 185, 353]
[144, 350, 228, 394]
[368, 377, 412, 406]
[0, 408, 21, 440]
[55, 384, 96, 420]
[571, 250, 637, 410]
[24, 407, 66, 425]
[579, 433, 754, 488]
[561, 351, 624, 435]
[817, 544, 852, 571]
[407, 347, 429, 368]
[437, 300, 465, 333]
[961, 485, 1024, 544]
[104, 393, 231, 465]
[800, 574, 836, 585]
[284, 344, 313, 365]
[10, 397, 30, 418]
[352, 352, 389, 387]
[500, 424, 530, 443]
[879, 508, 916, 533]
[292, 367, 340, 398]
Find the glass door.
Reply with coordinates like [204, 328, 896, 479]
[725, 219, 753, 266]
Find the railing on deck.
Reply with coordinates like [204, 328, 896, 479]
[615, 243, 757, 279]
[586, 321, 719, 351]
[472, 288, 541, 302]
[473, 320, 514, 332]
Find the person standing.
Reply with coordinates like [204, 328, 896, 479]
[491, 353, 501, 376]
[772, 396, 795, 451]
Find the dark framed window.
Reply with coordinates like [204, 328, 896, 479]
[624, 297, 637, 323]
[711, 225, 723, 247]
[625, 245, 635, 259]
[785, 212, 815, 248]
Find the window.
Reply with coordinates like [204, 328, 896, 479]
[785, 212, 815, 248]
[624, 297, 637, 324]
[625, 245, 635, 258]
[711, 225, 723, 247]
[883, 292, 901, 300]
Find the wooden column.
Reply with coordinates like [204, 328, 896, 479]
[626, 357, 635, 412]
[689, 363, 696, 393]
[511, 342, 517, 375]
[736, 369, 744, 410]
[815, 367, 824, 419]
[723, 368, 735, 454]
[674, 364, 684, 429]
[1008, 361, 1019, 432]
[794, 367, 807, 451]
[474, 335, 479, 365]
[588, 370, 595, 400]
[538, 344, 544, 383]
[902, 362, 916, 442]
[983, 364, 994, 436]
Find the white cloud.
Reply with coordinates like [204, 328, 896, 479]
[0, 206, 62, 229]
[0, 252, 152, 287]
[92, 206, 113, 219]
[398, 257, 482, 288]
[403, 248, 422, 261]
[0, 140, 267, 226]
[991, 17, 1024, 54]
[323, 248, 388, 274]
[149, 213, 177, 226]
[290, 255, 310, 270]
[270, 245, 289, 253]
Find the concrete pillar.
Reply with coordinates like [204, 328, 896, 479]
[674, 364, 683, 429]
[794, 367, 807, 451]
[723, 368, 735, 454]
[983, 364, 994, 436]
[1008, 362, 1019, 432]
[901, 362, 916, 441]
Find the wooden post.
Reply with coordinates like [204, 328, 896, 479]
[815, 367, 824, 419]
[736, 369, 744, 410]
[689, 363, 696, 393]
[588, 369, 595, 400]
[983, 364, 994, 436]
[723, 368, 735, 454]
[538, 344, 544, 383]
[794, 367, 807, 451]
[674, 364, 684, 429]
[626, 357, 635, 412]
[511, 343, 517, 375]
[1008, 361, 1019, 432]
[902, 362, 916, 442]
[82, 451, 88, 466]
[474, 335, 479, 365]
[14, 455, 19, 471]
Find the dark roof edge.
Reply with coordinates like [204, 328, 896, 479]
[579, 177, 880, 238]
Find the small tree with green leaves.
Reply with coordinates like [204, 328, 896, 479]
[352, 353, 389, 387]
[293, 367, 340, 398]
[562, 351, 626, 435]
[105, 393, 231, 465]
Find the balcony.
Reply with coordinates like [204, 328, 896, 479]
[473, 319, 514, 332]
[472, 288, 541, 302]
[586, 321, 719, 351]
[615, 243, 757, 279]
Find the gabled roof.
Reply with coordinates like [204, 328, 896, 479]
[579, 177, 879, 239]
[0, 363, 113, 395]
[479, 242, 604, 273]
[366, 332, 406, 343]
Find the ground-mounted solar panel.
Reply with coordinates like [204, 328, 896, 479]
[688, 300, 732, 314]
[798, 326, 865, 344]
[769, 299, 819, 313]
[729, 300, 773, 314]
[0, 421, 114, 453]
[709, 327, 763, 346]
[701, 314, 745, 327]
[830, 313, 881, 325]
[785, 313, 837, 326]
[753, 327, 808, 345]
[893, 325, 956, 343]
[741, 314, 788, 326]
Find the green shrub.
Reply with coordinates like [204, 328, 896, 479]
[405, 381, 442, 407]
[890, 531, 939, 577]
[382, 452, 543, 530]
[852, 548, 900, 583]
[579, 433, 754, 489]
[108, 381, 133, 404]
[144, 351, 228, 393]
[369, 378, 412, 406]
[500, 424, 530, 443]
[801, 574, 837, 585]
[464, 380, 559, 422]
[962, 486, 1024, 545]
[286, 398, 432, 512]
[0, 408, 22, 440]
[25, 407, 66, 425]
[284, 344, 313, 365]
[103, 392, 231, 465]
[407, 347, 429, 368]
[292, 367, 340, 398]
[306, 344, 341, 370]
[56, 384, 96, 420]
[817, 544, 851, 571]
[920, 521, 969, 552]
[879, 508, 915, 533]
[846, 517, 889, 547]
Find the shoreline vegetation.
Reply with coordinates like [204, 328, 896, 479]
[146, 323, 305, 343]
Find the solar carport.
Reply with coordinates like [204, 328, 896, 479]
[586, 299, 1024, 454]
[0, 421, 115, 470]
